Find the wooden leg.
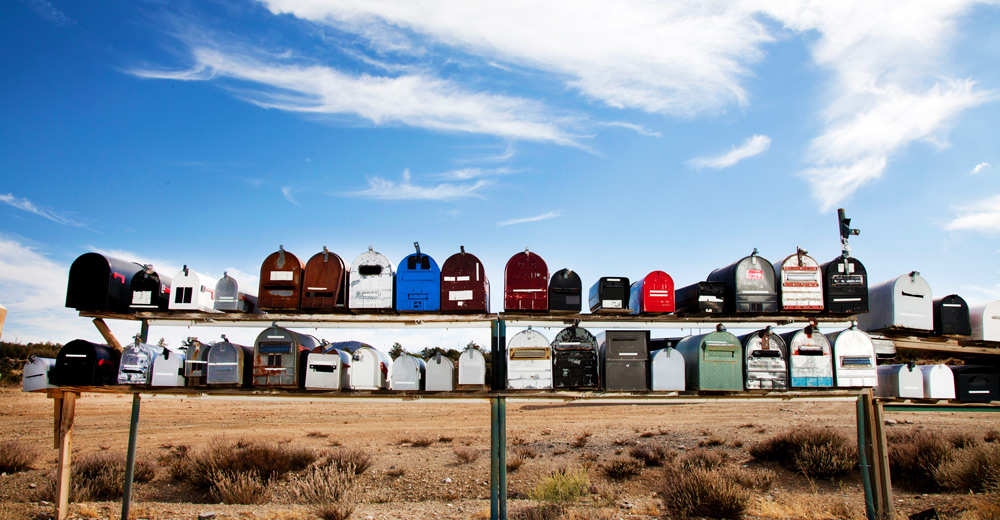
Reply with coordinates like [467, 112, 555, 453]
[872, 400, 895, 520]
[52, 391, 63, 450]
[54, 391, 77, 520]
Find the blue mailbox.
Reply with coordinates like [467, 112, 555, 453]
[395, 242, 441, 312]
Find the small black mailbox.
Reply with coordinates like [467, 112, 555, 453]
[51, 340, 121, 386]
[549, 268, 582, 313]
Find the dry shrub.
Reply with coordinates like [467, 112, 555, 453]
[717, 466, 775, 492]
[507, 452, 527, 472]
[210, 470, 271, 504]
[699, 436, 726, 448]
[749, 427, 855, 478]
[306, 431, 329, 438]
[316, 503, 355, 520]
[511, 504, 564, 520]
[385, 467, 405, 478]
[287, 463, 357, 519]
[0, 439, 41, 473]
[985, 430, 1000, 444]
[960, 494, 1000, 520]
[950, 431, 981, 449]
[515, 446, 538, 459]
[887, 429, 953, 492]
[589, 481, 620, 507]
[61, 452, 156, 500]
[528, 467, 590, 504]
[510, 435, 527, 446]
[600, 458, 642, 480]
[580, 452, 599, 463]
[629, 445, 675, 467]
[639, 431, 655, 438]
[752, 494, 864, 520]
[677, 448, 726, 470]
[454, 447, 481, 465]
[660, 466, 750, 519]
[611, 438, 632, 447]
[935, 443, 1000, 493]
[570, 433, 589, 448]
[322, 447, 374, 475]
[410, 436, 435, 447]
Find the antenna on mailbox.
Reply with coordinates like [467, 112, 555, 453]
[838, 208, 860, 258]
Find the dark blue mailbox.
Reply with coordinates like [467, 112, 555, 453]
[395, 243, 441, 312]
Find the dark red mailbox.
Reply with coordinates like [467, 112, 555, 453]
[440, 246, 490, 313]
[301, 247, 348, 311]
[504, 248, 548, 312]
[258, 246, 304, 310]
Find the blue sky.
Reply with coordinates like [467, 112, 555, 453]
[2, 0, 999, 351]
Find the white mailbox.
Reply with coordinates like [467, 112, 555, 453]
[918, 364, 956, 400]
[970, 300, 1000, 342]
[23, 356, 56, 392]
[458, 346, 486, 387]
[348, 345, 390, 390]
[649, 348, 685, 391]
[426, 353, 455, 392]
[348, 247, 394, 310]
[826, 326, 877, 388]
[151, 346, 186, 387]
[390, 353, 426, 391]
[169, 266, 217, 312]
[773, 248, 824, 311]
[875, 364, 923, 398]
[859, 272, 933, 332]
[305, 348, 351, 390]
[507, 328, 552, 390]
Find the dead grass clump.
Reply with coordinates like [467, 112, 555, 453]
[321, 447, 375, 475]
[510, 435, 527, 446]
[287, 463, 357, 518]
[306, 431, 329, 438]
[510, 504, 564, 520]
[639, 431, 655, 438]
[438, 436, 453, 443]
[629, 445, 675, 467]
[210, 470, 271, 504]
[749, 427, 855, 479]
[699, 436, 726, 448]
[410, 436, 435, 447]
[454, 447, 481, 465]
[887, 429, 953, 492]
[570, 432, 589, 448]
[75, 452, 156, 500]
[677, 448, 726, 470]
[985, 429, 1000, 444]
[611, 438, 632, 447]
[717, 466, 775, 492]
[514, 446, 538, 459]
[935, 443, 1000, 493]
[600, 458, 642, 480]
[960, 494, 1000, 520]
[316, 503, 355, 520]
[0, 439, 41, 473]
[589, 481, 620, 507]
[507, 452, 527, 472]
[949, 431, 981, 449]
[660, 466, 750, 519]
[528, 467, 590, 504]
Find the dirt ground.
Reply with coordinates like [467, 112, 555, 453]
[1, 387, 997, 520]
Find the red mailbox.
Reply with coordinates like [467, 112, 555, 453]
[504, 248, 548, 312]
[258, 246, 304, 310]
[629, 270, 675, 314]
[440, 246, 490, 313]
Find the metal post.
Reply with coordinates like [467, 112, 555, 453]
[489, 319, 507, 520]
[497, 396, 506, 519]
[490, 397, 501, 520]
[856, 395, 876, 520]
[121, 319, 147, 520]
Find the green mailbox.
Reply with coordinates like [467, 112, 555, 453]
[674, 325, 743, 391]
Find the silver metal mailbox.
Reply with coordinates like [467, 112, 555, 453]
[738, 328, 789, 390]
[858, 272, 933, 332]
[348, 247, 394, 310]
[458, 346, 486, 387]
[118, 340, 160, 385]
[649, 347, 685, 391]
[825, 326, 877, 388]
[918, 364, 956, 400]
[507, 328, 552, 390]
[206, 337, 254, 387]
[304, 347, 351, 390]
[875, 364, 923, 398]
[390, 353, 427, 391]
[150, 346, 185, 387]
[214, 272, 257, 313]
[970, 300, 1000, 342]
[23, 356, 56, 392]
[425, 353, 455, 392]
[779, 326, 833, 388]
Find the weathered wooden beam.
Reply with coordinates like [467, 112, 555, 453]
[54, 392, 77, 520]
[92, 318, 124, 352]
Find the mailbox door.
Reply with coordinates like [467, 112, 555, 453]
[633, 271, 674, 314]
[919, 364, 956, 399]
[933, 294, 971, 336]
[782, 329, 833, 388]
[827, 329, 877, 387]
[258, 249, 304, 310]
[130, 270, 172, 311]
[504, 251, 549, 311]
[740, 332, 788, 390]
[650, 349, 685, 391]
[589, 277, 630, 313]
[441, 249, 490, 313]
[349, 250, 395, 309]
[890, 274, 933, 330]
[302, 250, 347, 310]
[425, 355, 454, 392]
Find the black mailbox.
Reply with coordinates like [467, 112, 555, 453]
[551, 326, 599, 389]
[598, 330, 649, 391]
[673, 281, 725, 315]
[66, 253, 143, 313]
[950, 365, 999, 402]
[589, 277, 630, 314]
[933, 294, 972, 336]
[820, 256, 869, 314]
[549, 268, 582, 313]
[129, 265, 173, 311]
[706, 249, 777, 314]
[51, 340, 121, 386]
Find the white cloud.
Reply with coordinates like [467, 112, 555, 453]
[945, 193, 1000, 233]
[281, 186, 300, 205]
[497, 210, 561, 227]
[432, 167, 513, 180]
[347, 168, 492, 200]
[18, 0, 75, 27]
[261, 0, 773, 116]
[601, 121, 662, 137]
[688, 134, 771, 170]
[131, 48, 580, 146]
[971, 162, 990, 174]
[0, 193, 89, 228]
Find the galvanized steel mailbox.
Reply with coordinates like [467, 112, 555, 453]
[457, 346, 487, 387]
[673, 326, 743, 391]
[648, 341, 685, 391]
[441, 246, 490, 313]
[51, 340, 121, 386]
[970, 300, 1000, 341]
[507, 328, 552, 389]
[738, 328, 789, 390]
[933, 294, 971, 337]
[390, 353, 426, 391]
[549, 268, 582, 313]
[348, 345, 391, 390]
[875, 364, 923, 399]
[253, 325, 316, 388]
[302, 247, 348, 311]
[214, 272, 257, 313]
[426, 353, 455, 392]
[629, 271, 674, 315]
[589, 277, 630, 314]
[598, 330, 649, 391]
[304, 347, 351, 390]
[950, 365, 999, 402]
[673, 281, 725, 315]
[504, 249, 548, 312]
[706, 249, 777, 314]
[348, 247, 394, 310]
[773, 248, 823, 312]
[22, 356, 56, 392]
[918, 364, 956, 400]
[395, 243, 440, 312]
[258, 246, 304, 310]
[168, 266, 216, 312]
[66, 253, 142, 313]
[118, 339, 183, 386]
[129, 264, 173, 311]
[779, 326, 833, 388]
[820, 256, 869, 314]
[206, 336, 254, 387]
[551, 326, 599, 390]
[825, 326, 877, 387]
[858, 271, 933, 332]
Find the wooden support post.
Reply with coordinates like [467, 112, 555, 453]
[859, 389, 895, 520]
[54, 391, 78, 520]
[92, 318, 124, 352]
[871, 397, 895, 519]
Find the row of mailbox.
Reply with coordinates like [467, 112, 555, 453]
[23, 324, 999, 403]
[63, 248, 1000, 342]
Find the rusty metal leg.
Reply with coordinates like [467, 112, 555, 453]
[54, 391, 77, 520]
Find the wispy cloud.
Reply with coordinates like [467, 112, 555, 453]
[131, 48, 580, 146]
[688, 134, 771, 170]
[601, 121, 662, 137]
[18, 0, 74, 27]
[0, 193, 89, 228]
[432, 167, 514, 180]
[945, 193, 1000, 233]
[497, 210, 561, 227]
[347, 169, 491, 200]
[971, 162, 991, 174]
[281, 186, 300, 205]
